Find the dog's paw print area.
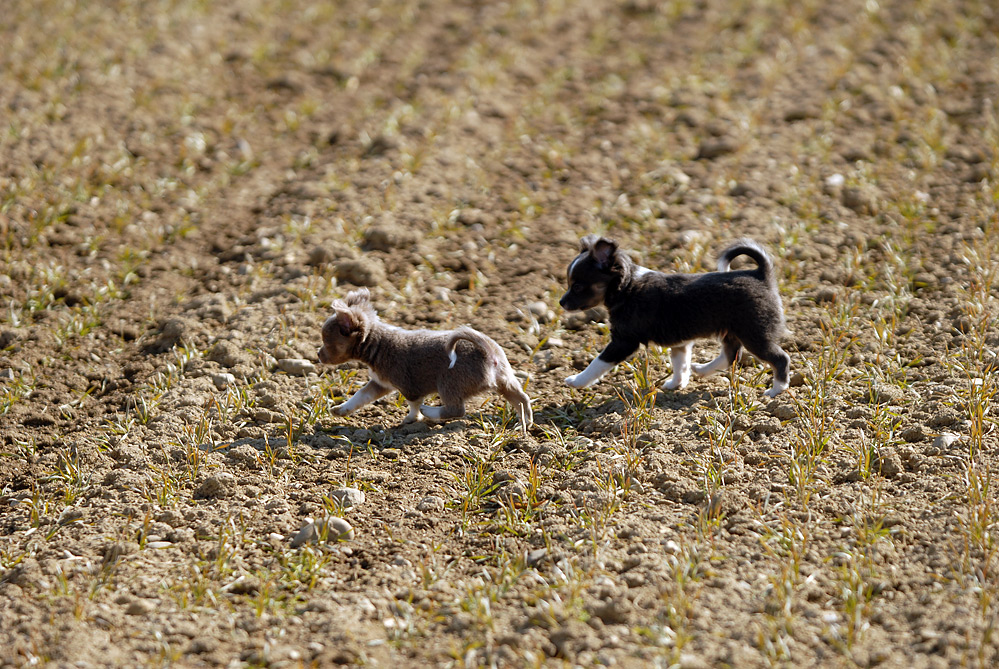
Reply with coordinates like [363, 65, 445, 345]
[1, 0, 997, 666]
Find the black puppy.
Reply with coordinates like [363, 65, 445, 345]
[559, 235, 789, 397]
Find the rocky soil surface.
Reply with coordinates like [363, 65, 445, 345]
[2, 0, 998, 666]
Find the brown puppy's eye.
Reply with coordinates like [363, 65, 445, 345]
[571, 284, 584, 293]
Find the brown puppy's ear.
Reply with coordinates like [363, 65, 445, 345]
[345, 288, 370, 307]
[333, 307, 357, 336]
[591, 237, 618, 270]
[579, 234, 599, 253]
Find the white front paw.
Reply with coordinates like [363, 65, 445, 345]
[663, 375, 688, 390]
[333, 404, 351, 416]
[565, 374, 585, 388]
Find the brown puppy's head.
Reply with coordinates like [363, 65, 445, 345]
[317, 288, 375, 365]
[559, 234, 619, 311]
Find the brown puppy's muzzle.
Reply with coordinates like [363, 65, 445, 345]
[317, 346, 330, 364]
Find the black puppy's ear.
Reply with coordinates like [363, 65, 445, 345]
[345, 288, 370, 307]
[579, 234, 600, 253]
[591, 238, 618, 270]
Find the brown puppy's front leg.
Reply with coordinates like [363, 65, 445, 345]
[334, 378, 394, 416]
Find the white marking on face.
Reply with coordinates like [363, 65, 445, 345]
[567, 252, 586, 280]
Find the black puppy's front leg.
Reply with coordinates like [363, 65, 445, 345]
[566, 339, 638, 388]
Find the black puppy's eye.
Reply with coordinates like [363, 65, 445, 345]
[571, 284, 584, 293]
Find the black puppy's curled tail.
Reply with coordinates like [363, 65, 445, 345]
[717, 238, 775, 283]
[446, 326, 503, 369]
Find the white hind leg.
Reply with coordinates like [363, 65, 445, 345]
[663, 342, 693, 390]
[693, 334, 742, 378]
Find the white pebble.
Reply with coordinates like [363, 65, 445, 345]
[212, 372, 236, 390]
[328, 487, 366, 508]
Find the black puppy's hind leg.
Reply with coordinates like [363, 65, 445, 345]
[692, 334, 742, 378]
[761, 345, 790, 397]
[736, 333, 790, 397]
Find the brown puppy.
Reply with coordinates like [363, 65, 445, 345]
[317, 289, 533, 436]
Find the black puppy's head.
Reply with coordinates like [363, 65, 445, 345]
[559, 234, 619, 311]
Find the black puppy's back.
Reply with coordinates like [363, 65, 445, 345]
[604, 249, 783, 353]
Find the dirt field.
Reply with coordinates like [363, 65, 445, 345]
[2, 0, 998, 666]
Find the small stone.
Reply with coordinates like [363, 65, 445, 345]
[363, 224, 421, 251]
[57, 507, 84, 525]
[335, 258, 386, 287]
[327, 487, 365, 508]
[125, 598, 157, 616]
[225, 574, 261, 595]
[291, 515, 355, 547]
[932, 433, 960, 450]
[928, 409, 961, 427]
[528, 301, 555, 324]
[696, 137, 739, 160]
[253, 409, 283, 423]
[212, 372, 236, 390]
[380, 448, 401, 460]
[416, 496, 445, 512]
[0, 330, 20, 350]
[900, 425, 925, 443]
[526, 548, 548, 566]
[592, 598, 632, 625]
[278, 358, 317, 376]
[867, 384, 906, 405]
[208, 340, 247, 368]
[188, 637, 220, 655]
[842, 185, 879, 215]
[194, 472, 237, 499]
[784, 105, 819, 122]
[227, 443, 261, 468]
[147, 318, 192, 353]
[679, 653, 710, 669]
[816, 287, 837, 303]
[873, 448, 903, 479]
[751, 416, 782, 434]
[769, 403, 796, 420]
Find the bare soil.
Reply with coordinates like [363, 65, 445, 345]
[2, 0, 999, 667]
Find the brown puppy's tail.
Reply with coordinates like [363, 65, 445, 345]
[717, 238, 775, 284]
[447, 326, 533, 436]
[446, 326, 504, 369]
